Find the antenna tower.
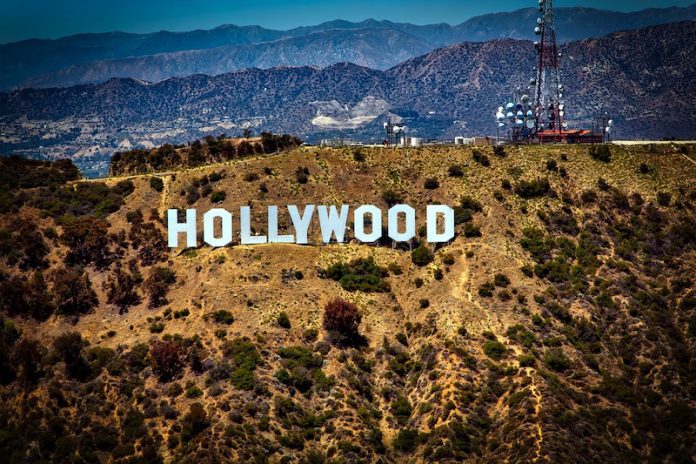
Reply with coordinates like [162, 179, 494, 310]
[533, 0, 566, 141]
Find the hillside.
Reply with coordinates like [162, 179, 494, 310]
[2, 21, 696, 176]
[0, 142, 695, 463]
[3, 5, 696, 90]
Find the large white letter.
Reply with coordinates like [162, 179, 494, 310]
[354, 205, 382, 243]
[427, 205, 455, 243]
[317, 205, 349, 243]
[388, 205, 416, 242]
[203, 208, 232, 247]
[268, 205, 294, 243]
[240, 206, 267, 245]
[167, 209, 197, 248]
[288, 205, 315, 245]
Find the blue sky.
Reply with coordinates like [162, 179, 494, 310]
[0, 0, 692, 43]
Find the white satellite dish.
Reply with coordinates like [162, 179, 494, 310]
[608, 119, 614, 127]
[535, 27, 541, 35]
[526, 119, 535, 129]
[506, 112, 514, 119]
[562, 122, 568, 128]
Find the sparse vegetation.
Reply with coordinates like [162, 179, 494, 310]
[1, 144, 694, 463]
[325, 257, 390, 292]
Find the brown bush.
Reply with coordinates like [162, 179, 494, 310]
[60, 216, 112, 268]
[149, 340, 185, 382]
[50, 267, 98, 317]
[144, 266, 176, 308]
[324, 298, 362, 341]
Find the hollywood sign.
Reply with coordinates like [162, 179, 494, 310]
[167, 205, 454, 248]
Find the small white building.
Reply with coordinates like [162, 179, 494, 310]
[454, 137, 476, 145]
[399, 136, 422, 147]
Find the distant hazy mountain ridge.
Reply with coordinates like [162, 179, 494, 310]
[2, 5, 696, 90]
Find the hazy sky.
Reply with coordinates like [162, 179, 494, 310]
[0, 0, 693, 44]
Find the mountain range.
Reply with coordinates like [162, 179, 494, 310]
[1, 21, 695, 176]
[2, 5, 696, 90]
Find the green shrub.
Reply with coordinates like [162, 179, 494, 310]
[453, 206, 473, 225]
[411, 245, 434, 267]
[543, 348, 571, 372]
[395, 332, 408, 346]
[478, 282, 495, 297]
[589, 145, 611, 162]
[181, 403, 209, 443]
[149, 322, 165, 333]
[210, 190, 226, 203]
[393, 429, 420, 452]
[483, 340, 506, 360]
[186, 385, 203, 398]
[472, 150, 490, 167]
[514, 178, 550, 198]
[391, 395, 413, 426]
[518, 354, 536, 367]
[277, 311, 291, 329]
[657, 192, 671, 207]
[149, 177, 164, 192]
[546, 159, 558, 171]
[353, 150, 366, 162]
[212, 310, 234, 325]
[460, 196, 483, 212]
[494, 273, 510, 287]
[325, 257, 390, 292]
[463, 223, 481, 237]
[295, 167, 309, 184]
[448, 165, 464, 177]
[382, 190, 404, 207]
[423, 178, 439, 190]
[222, 337, 261, 390]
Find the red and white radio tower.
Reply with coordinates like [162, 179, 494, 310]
[533, 0, 566, 142]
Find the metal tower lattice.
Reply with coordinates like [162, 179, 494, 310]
[533, 0, 565, 141]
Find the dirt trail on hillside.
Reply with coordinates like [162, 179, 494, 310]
[527, 368, 545, 463]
